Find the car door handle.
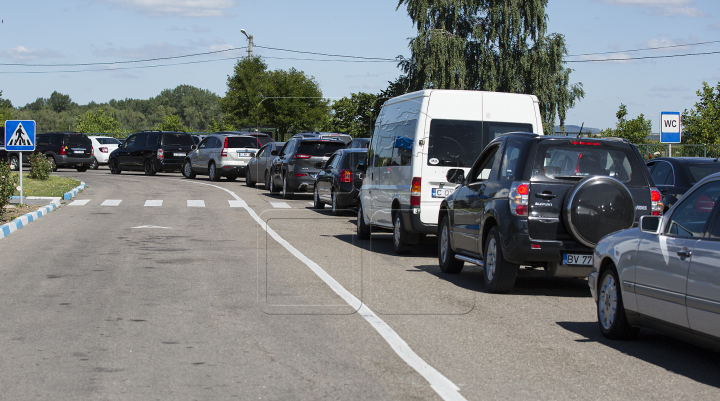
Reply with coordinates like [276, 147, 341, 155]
[677, 249, 692, 258]
[536, 193, 557, 199]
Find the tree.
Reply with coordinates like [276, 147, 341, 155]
[682, 81, 720, 145]
[75, 108, 122, 133]
[397, 0, 584, 134]
[0, 91, 12, 123]
[327, 92, 379, 137]
[48, 91, 75, 113]
[155, 114, 189, 132]
[154, 85, 222, 131]
[598, 104, 651, 144]
[220, 57, 268, 129]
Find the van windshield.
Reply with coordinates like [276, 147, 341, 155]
[427, 120, 532, 167]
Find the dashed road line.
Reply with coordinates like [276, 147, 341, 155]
[144, 200, 163, 207]
[68, 199, 91, 206]
[268, 201, 291, 209]
[101, 199, 122, 206]
[187, 200, 205, 207]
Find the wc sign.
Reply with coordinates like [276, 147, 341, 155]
[660, 111, 681, 143]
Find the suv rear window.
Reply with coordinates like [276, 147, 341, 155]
[227, 136, 260, 149]
[65, 134, 90, 147]
[297, 141, 346, 156]
[537, 142, 640, 184]
[161, 133, 194, 146]
[95, 137, 121, 145]
[343, 152, 367, 169]
[684, 163, 720, 184]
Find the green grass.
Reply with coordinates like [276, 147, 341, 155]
[10, 173, 81, 198]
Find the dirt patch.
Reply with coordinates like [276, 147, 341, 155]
[1, 205, 44, 225]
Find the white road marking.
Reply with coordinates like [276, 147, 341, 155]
[101, 199, 122, 206]
[186, 181, 466, 401]
[228, 200, 247, 208]
[132, 225, 171, 229]
[268, 201, 291, 209]
[68, 199, 91, 206]
[187, 200, 205, 207]
[144, 200, 163, 207]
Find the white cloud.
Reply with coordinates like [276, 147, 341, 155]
[3, 46, 64, 60]
[595, 0, 707, 17]
[97, 0, 235, 17]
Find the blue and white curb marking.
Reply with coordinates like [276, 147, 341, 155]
[63, 181, 86, 200]
[2, 181, 85, 240]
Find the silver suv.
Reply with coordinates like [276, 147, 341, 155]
[182, 133, 260, 181]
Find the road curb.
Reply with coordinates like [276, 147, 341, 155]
[1, 181, 85, 240]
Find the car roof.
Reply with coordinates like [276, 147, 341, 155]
[650, 157, 720, 165]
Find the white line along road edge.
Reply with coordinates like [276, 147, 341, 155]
[190, 181, 466, 401]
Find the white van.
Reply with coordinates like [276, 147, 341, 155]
[356, 89, 544, 253]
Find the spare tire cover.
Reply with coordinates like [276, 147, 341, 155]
[563, 176, 635, 248]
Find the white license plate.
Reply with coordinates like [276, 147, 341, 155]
[74, 150, 84, 154]
[432, 188, 454, 198]
[174, 152, 186, 157]
[238, 152, 252, 157]
[563, 254, 593, 266]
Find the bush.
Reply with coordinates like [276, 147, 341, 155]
[29, 153, 52, 180]
[0, 161, 18, 219]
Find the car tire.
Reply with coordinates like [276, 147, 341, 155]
[483, 226, 518, 293]
[90, 159, 99, 170]
[9, 155, 19, 171]
[438, 215, 464, 274]
[392, 212, 413, 255]
[282, 174, 293, 199]
[313, 186, 325, 209]
[76, 165, 89, 172]
[357, 200, 371, 240]
[208, 162, 220, 182]
[46, 156, 57, 172]
[144, 160, 156, 176]
[182, 160, 196, 179]
[598, 266, 639, 340]
[109, 158, 121, 174]
[246, 170, 256, 187]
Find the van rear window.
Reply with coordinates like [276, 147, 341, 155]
[161, 133, 194, 146]
[427, 120, 532, 167]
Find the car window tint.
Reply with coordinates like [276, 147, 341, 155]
[124, 135, 137, 149]
[343, 152, 366, 170]
[227, 137, 260, 149]
[96, 137, 120, 145]
[651, 161, 674, 185]
[684, 164, 720, 184]
[297, 141, 346, 157]
[37, 135, 50, 147]
[666, 181, 720, 238]
[198, 138, 210, 149]
[66, 134, 90, 147]
[147, 133, 160, 147]
[133, 133, 148, 148]
[539, 144, 636, 183]
[472, 146, 499, 182]
[255, 146, 267, 158]
[428, 119, 482, 168]
[500, 141, 522, 180]
[161, 133, 194, 146]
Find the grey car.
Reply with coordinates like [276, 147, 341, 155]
[182, 133, 259, 181]
[590, 172, 720, 350]
[245, 142, 285, 189]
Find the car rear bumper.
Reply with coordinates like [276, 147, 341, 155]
[502, 233, 593, 265]
[219, 165, 246, 177]
[399, 205, 438, 235]
[57, 155, 94, 167]
[154, 160, 183, 172]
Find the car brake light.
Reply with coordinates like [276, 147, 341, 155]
[59, 146, 66, 155]
[158, 149, 164, 160]
[411, 177, 421, 206]
[510, 182, 530, 216]
[650, 188, 663, 216]
[100, 147, 108, 153]
[221, 138, 228, 157]
[340, 169, 352, 183]
[295, 173, 306, 177]
[571, 141, 601, 146]
[294, 154, 312, 159]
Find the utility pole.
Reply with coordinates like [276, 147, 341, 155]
[241, 29, 253, 59]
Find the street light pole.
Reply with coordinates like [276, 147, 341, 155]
[240, 29, 253, 59]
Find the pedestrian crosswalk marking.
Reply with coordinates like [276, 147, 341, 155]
[68, 199, 91, 206]
[187, 200, 205, 207]
[144, 200, 163, 207]
[101, 199, 122, 206]
[269, 201, 291, 209]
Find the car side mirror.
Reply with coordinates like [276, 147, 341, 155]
[270, 150, 278, 156]
[446, 169, 465, 184]
[191, 145, 197, 151]
[640, 215, 661, 234]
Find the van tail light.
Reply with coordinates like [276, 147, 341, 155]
[59, 146, 66, 155]
[650, 187, 663, 216]
[294, 154, 312, 159]
[100, 147, 108, 153]
[510, 181, 530, 216]
[340, 169, 352, 183]
[157, 149, 164, 160]
[221, 138, 228, 157]
[411, 177, 421, 206]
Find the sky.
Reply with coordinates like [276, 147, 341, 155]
[1, 0, 719, 132]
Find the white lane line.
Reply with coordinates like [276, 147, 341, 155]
[187, 200, 205, 207]
[68, 199, 91, 206]
[101, 199, 122, 206]
[187, 181, 466, 401]
[228, 200, 247, 208]
[268, 201, 291, 209]
[144, 200, 163, 207]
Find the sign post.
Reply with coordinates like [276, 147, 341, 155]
[4, 120, 36, 205]
[660, 112, 681, 157]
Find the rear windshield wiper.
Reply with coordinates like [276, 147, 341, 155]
[551, 174, 585, 180]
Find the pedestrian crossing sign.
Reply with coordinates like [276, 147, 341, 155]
[4, 120, 36, 151]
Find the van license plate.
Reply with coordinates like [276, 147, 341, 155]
[432, 188, 454, 198]
[174, 152, 186, 157]
[563, 254, 593, 266]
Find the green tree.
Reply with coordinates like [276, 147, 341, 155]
[220, 57, 268, 129]
[0, 91, 12, 123]
[682, 81, 720, 145]
[48, 91, 76, 113]
[155, 114, 189, 132]
[327, 92, 379, 137]
[154, 85, 222, 131]
[75, 108, 122, 133]
[397, 0, 584, 134]
[598, 104, 651, 144]
[260, 68, 329, 136]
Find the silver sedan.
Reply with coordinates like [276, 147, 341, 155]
[590, 172, 720, 349]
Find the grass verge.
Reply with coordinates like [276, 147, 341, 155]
[10, 173, 81, 198]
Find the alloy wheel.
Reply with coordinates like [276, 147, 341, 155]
[599, 274, 618, 330]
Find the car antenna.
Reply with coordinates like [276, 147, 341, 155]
[575, 123, 584, 138]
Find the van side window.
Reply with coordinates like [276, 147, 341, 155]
[485, 121, 533, 140]
[369, 125, 381, 167]
[375, 125, 394, 167]
[37, 135, 50, 147]
[390, 120, 415, 166]
[427, 119, 483, 168]
[147, 132, 160, 147]
[133, 133, 148, 149]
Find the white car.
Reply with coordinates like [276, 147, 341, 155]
[88, 136, 122, 169]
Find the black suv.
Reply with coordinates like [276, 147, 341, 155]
[437, 133, 662, 293]
[7, 132, 95, 172]
[109, 131, 194, 175]
[269, 137, 347, 199]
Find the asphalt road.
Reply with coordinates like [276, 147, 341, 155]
[1, 167, 719, 400]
